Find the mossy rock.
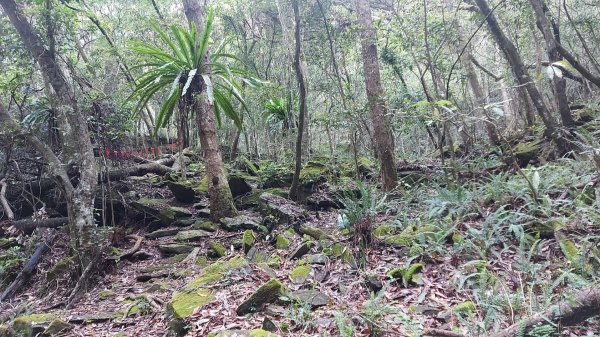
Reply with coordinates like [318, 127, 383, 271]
[299, 161, 330, 187]
[0, 325, 15, 337]
[288, 241, 314, 260]
[236, 279, 285, 315]
[119, 296, 154, 317]
[267, 255, 281, 268]
[42, 319, 72, 335]
[167, 288, 214, 333]
[203, 255, 249, 275]
[451, 301, 476, 314]
[146, 228, 181, 239]
[298, 224, 328, 240]
[513, 138, 543, 166]
[175, 230, 211, 242]
[290, 265, 311, 284]
[158, 243, 195, 255]
[384, 226, 416, 247]
[167, 181, 196, 203]
[228, 172, 253, 198]
[46, 256, 77, 282]
[242, 230, 256, 254]
[289, 290, 331, 309]
[194, 176, 209, 194]
[387, 263, 425, 287]
[208, 241, 227, 258]
[274, 235, 291, 249]
[259, 193, 306, 225]
[192, 221, 217, 232]
[373, 224, 391, 237]
[208, 329, 277, 337]
[221, 215, 263, 232]
[131, 198, 168, 216]
[159, 207, 193, 225]
[340, 249, 358, 269]
[12, 313, 58, 336]
[99, 290, 115, 300]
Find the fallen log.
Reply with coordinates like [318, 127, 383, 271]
[9, 217, 67, 233]
[498, 284, 600, 337]
[0, 230, 57, 302]
[99, 162, 174, 182]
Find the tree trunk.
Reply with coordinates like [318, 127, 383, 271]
[474, 0, 568, 152]
[182, 0, 237, 220]
[288, 0, 308, 201]
[0, 0, 99, 268]
[355, 0, 398, 191]
[529, 0, 575, 127]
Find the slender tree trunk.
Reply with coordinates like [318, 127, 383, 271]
[0, 0, 99, 269]
[182, 0, 237, 220]
[529, 0, 575, 127]
[474, 0, 568, 152]
[355, 0, 397, 191]
[289, 0, 308, 201]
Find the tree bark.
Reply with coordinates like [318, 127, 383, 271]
[529, 0, 575, 127]
[355, 0, 398, 191]
[0, 0, 99, 268]
[183, 0, 237, 220]
[474, 0, 567, 152]
[288, 0, 308, 201]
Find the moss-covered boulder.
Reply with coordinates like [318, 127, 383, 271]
[167, 181, 196, 203]
[131, 198, 168, 216]
[146, 228, 181, 239]
[513, 138, 543, 166]
[274, 235, 291, 249]
[45, 256, 77, 282]
[228, 173, 253, 197]
[387, 263, 425, 287]
[194, 176, 209, 195]
[159, 207, 193, 226]
[288, 241, 314, 260]
[289, 290, 331, 309]
[158, 243, 194, 255]
[290, 265, 311, 284]
[175, 230, 211, 242]
[298, 224, 328, 240]
[299, 161, 330, 187]
[208, 241, 227, 258]
[192, 220, 217, 232]
[221, 215, 263, 232]
[12, 313, 58, 336]
[167, 256, 250, 334]
[259, 193, 306, 225]
[208, 329, 277, 337]
[242, 230, 256, 254]
[236, 279, 285, 315]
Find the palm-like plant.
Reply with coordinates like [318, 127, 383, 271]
[262, 97, 288, 130]
[129, 9, 258, 134]
[129, 8, 259, 219]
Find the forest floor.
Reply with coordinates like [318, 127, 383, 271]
[2, 147, 600, 337]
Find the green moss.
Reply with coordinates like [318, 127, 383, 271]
[175, 230, 210, 242]
[452, 301, 476, 314]
[250, 329, 277, 336]
[167, 289, 214, 319]
[514, 138, 542, 155]
[298, 224, 327, 240]
[290, 265, 311, 283]
[42, 320, 72, 335]
[13, 313, 57, 326]
[387, 263, 425, 287]
[203, 255, 249, 275]
[195, 176, 209, 193]
[267, 255, 281, 268]
[299, 161, 330, 186]
[99, 290, 115, 300]
[46, 256, 76, 282]
[243, 230, 255, 253]
[208, 241, 227, 258]
[192, 221, 217, 232]
[372, 224, 391, 237]
[236, 279, 285, 315]
[275, 235, 291, 249]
